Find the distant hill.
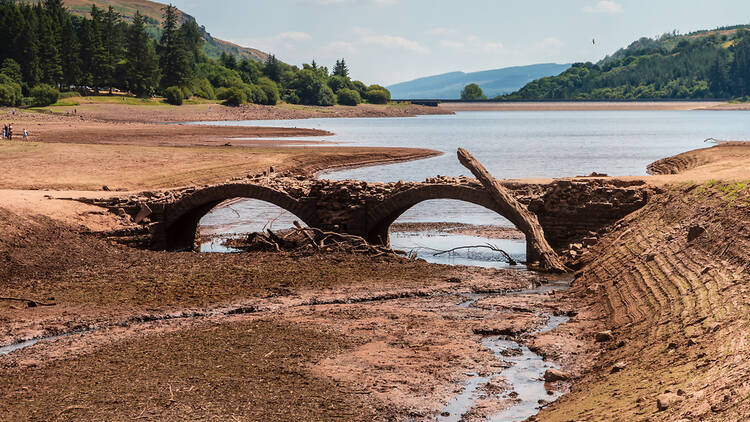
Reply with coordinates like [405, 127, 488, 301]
[50, 0, 269, 62]
[503, 25, 750, 100]
[387, 63, 571, 99]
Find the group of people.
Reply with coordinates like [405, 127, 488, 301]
[2, 123, 28, 140]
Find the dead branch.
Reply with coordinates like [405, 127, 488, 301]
[433, 244, 517, 265]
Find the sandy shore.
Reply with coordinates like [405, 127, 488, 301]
[0, 107, 440, 190]
[438, 101, 736, 112]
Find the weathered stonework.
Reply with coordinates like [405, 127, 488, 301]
[78, 175, 652, 256]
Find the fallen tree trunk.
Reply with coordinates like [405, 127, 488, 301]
[457, 148, 570, 273]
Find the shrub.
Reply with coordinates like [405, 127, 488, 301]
[191, 78, 215, 100]
[164, 86, 183, 105]
[218, 86, 246, 106]
[0, 74, 21, 106]
[327, 75, 353, 94]
[318, 85, 336, 106]
[352, 80, 368, 99]
[337, 88, 361, 106]
[366, 89, 390, 104]
[257, 77, 280, 105]
[30, 84, 60, 106]
[181, 86, 193, 99]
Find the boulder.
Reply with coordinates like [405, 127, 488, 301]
[657, 392, 682, 411]
[687, 225, 706, 242]
[543, 369, 572, 382]
[595, 330, 613, 342]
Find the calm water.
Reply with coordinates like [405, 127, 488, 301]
[198, 110, 749, 265]
[199, 110, 749, 181]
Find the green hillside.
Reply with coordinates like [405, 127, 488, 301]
[502, 26, 750, 100]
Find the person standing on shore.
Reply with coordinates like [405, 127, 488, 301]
[23, 128, 28, 140]
[7, 124, 12, 140]
[2, 124, 6, 139]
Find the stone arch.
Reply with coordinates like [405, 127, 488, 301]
[366, 184, 535, 260]
[162, 184, 319, 251]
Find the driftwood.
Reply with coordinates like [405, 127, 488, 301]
[433, 244, 517, 265]
[457, 148, 569, 273]
[233, 223, 407, 259]
[0, 296, 56, 307]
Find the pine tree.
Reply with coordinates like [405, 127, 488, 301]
[125, 11, 159, 96]
[60, 16, 80, 89]
[37, 12, 62, 85]
[100, 6, 124, 91]
[158, 4, 191, 88]
[78, 16, 107, 89]
[264, 54, 281, 82]
[333, 58, 349, 78]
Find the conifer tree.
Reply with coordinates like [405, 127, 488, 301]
[125, 11, 159, 96]
[158, 4, 191, 88]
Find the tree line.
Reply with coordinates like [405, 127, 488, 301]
[0, 0, 391, 107]
[500, 29, 750, 101]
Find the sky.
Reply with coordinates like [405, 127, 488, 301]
[167, 0, 750, 85]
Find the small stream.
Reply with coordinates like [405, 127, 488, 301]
[438, 281, 571, 422]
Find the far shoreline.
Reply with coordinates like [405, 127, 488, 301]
[436, 100, 749, 112]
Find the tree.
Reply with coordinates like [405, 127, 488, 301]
[264, 54, 281, 82]
[78, 16, 107, 89]
[333, 58, 349, 78]
[100, 6, 125, 91]
[59, 16, 80, 89]
[158, 4, 191, 88]
[125, 11, 160, 96]
[461, 83, 486, 100]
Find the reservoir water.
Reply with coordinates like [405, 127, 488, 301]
[198, 110, 748, 266]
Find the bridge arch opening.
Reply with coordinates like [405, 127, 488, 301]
[381, 199, 528, 268]
[198, 199, 309, 252]
[162, 184, 317, 251]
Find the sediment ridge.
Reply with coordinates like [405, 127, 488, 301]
[539, 182, 749, 421]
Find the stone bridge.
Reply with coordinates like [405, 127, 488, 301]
[85, 175, 653, 261]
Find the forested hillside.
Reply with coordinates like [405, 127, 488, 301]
[0, 0, 390, 108]
[502, 26, 750, 100]
[21, 0, 268, 62]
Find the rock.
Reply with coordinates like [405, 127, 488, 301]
[657, 392, 682, 411]
[543, 369, 572, 382]
[446, 277, 461, 284]
[102, 185, 110, 191]
[687, 225, 706, 242]
[595, 330, 613, 342]
[610, 361, 627, 373]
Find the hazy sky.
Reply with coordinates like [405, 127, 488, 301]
[167, 0, 750, 85]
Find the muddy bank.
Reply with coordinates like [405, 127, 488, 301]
[35, 101, 452, 124]
[537, 182, 750, 421]
[391, 222, 526, 240]
[647, 141, 750, 175]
